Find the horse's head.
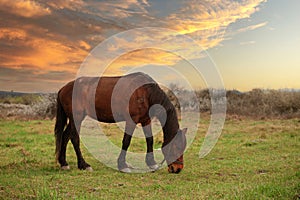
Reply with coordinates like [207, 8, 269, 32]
[162, 128, 187, 173]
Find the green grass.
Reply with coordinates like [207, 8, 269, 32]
[0, 117, 299, 199]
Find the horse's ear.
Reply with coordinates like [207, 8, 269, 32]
[182, 128, 188, 134]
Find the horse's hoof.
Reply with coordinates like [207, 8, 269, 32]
[127, 163, 134, 169]
[149, 164, 159, 171]
[61, 165, 70, 170]
[119, 167, 131, 173]
[85, 166, 93, 172]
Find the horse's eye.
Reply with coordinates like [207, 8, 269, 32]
[175, 144, 182, 152]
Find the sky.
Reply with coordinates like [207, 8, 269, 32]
[0, 0, 299, 92]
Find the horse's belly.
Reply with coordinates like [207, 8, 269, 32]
[94, 108, 125, 123]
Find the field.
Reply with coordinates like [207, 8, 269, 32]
[0, 117, 299, 199]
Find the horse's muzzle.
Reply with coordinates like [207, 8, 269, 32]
[168, 156, 184, 174]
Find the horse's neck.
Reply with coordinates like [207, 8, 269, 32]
[162, 108, 179, 145]
[148, 84, 179, 144]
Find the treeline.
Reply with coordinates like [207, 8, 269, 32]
[0, 93, 56, 119]
[0, 88, 300, 119]
[164, 87, 300, 119]
[226, 89, 300, 118]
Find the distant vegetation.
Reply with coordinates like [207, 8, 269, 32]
[0, 92, 56, 119]
[165, 86, 300, 119]
[0, 87, 300, 120]
[0, 92, 40, 105]
[226, 88, 300, 119]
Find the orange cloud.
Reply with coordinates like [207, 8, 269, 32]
[87, 0, 150, 19]
[0, 0, 51, 17]
[0, 27, 88, 74]
[84, 0, 268, 86]
[167, 0, 267, 49]
[79, 40, 91, 51]
[106, 49, 180, 74]
[46, 0, 85, 10]
[1, 0, 267, 72]
[0, 28, 27, 40]
[77, 48, 181, 77]
[0, 0, 269, 92]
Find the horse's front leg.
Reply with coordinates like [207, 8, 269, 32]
[142, 123, 159, 171]
[118, 121, 136, 172]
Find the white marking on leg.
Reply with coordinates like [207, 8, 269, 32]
[149, 164, 159, 171]
[61, 165, 70, 170]
[86, 166, 93, 172]
[119, 168, 131, 173]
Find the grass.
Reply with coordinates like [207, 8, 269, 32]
[0, 117, 299, 199]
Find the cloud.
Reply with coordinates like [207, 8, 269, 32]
[240, 40, 256, 45]
[86, 0, 150, 19]
[95, 0, 268, 73]
[0, 0, 51, 17]
[0, 66, 74, 92]
[79, 40, 91, 51]
[0, 0, 268, 92]
[106, 49, 181, 75]
[0, 26, 88, 74]
[46, 0, 85, 10]
[237, 21, 268, 33]
[0, 28, 27, 40]
[167, 0, 267, 49]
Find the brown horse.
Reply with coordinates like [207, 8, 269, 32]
[55, 72, 187, 173]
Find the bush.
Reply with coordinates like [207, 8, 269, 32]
[162, 85, 300, 119]
[226, 89, 300, 118]
[0, 94, 40, 105]
[0, 93, 57, 119]
[33, 93, 57, 119]
[1, 87, 299, 120]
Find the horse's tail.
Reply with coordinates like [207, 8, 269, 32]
[54, 92, 67, 162]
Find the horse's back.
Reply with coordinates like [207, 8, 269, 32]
[58, 72, 158, 122]
[95, 72, 157, 123]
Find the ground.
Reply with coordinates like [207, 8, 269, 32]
[0, 117, 299, 199]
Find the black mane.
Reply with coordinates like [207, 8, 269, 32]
[146, 83, 179, 145]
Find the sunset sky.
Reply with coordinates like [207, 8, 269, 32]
[0, 0, 299, 92]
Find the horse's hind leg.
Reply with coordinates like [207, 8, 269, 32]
[58, 123, 71, 170]
[142, 122, 159, 171]
[70, 119, 92, 171]
[118, 121, 136, 172]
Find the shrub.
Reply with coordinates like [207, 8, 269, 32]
[1, 87, 299, 120]
[0, 93, 57, 119]
[226, 89, 300, 118]
[33, 93, 57, 119]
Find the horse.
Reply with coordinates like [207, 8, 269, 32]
[55, 72, 187, 173]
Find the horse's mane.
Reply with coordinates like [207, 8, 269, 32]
[147, 84, 173, 112]
[127, 72, 176, 115]
[145, 83, 179, 145]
